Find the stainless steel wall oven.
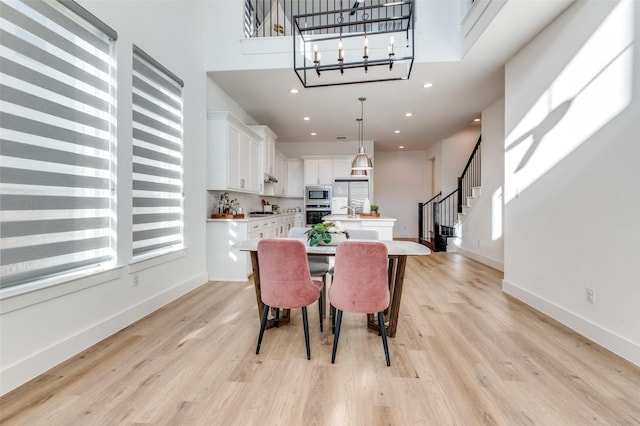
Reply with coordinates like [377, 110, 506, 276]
[304, 185, 332, 225]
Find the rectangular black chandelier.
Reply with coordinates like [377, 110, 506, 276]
[293, 1, 414, 88]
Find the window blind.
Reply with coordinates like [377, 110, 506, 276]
[131, 45, 184, 259]
[0, 0, 117, 288]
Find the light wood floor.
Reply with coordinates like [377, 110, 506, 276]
[2, 253, 639, 425]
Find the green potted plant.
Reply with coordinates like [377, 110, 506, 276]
[305, 222, 350, 246]
[370, 204, 379, 214]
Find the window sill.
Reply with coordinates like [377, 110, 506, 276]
[129, 246, 187, 274]
[0, 266, 124, 314]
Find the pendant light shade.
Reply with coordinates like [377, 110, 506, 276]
[351, 146, 373, 170]
[351, 97, 372, 175]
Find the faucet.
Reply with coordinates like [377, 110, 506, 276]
[342, 205, 356, 217]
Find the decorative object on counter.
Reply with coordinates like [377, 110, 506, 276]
[305, 222, 350, 246]
[211, 192, 244, 218]
[360, 203, 380, 217]
[271, 204, 280, 212]
[362, 198, 371, 214]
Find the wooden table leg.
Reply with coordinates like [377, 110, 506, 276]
[251, 251, 290, 328]
[367, 255, 407, 338]
[386, 255, 407, 338]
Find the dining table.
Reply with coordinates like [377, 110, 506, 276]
[233, 238, 430, 338]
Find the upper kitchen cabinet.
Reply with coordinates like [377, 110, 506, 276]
[287, 158, 304, 198]
[274, 150, 288, 196]
[304, 158, 333, 185]
[249, 125, 277, 178]
[303, 156, 360, 185]
[332, 156, 355, 180]
[207, 112, 262, 193]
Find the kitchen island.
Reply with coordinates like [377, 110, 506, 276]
[322, 214, 396, 240]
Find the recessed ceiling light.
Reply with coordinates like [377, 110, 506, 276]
[405, 113, 413, 117]
[289, 88, 299, 94]
[474, 118, 481, 122]
[422, 82, 433, 88]
[303, 116, 310, 121]
[310, 132, 317, 136]
[399, 145, 405, 149]
[394, 130, 401, 134]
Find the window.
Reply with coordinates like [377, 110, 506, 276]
[131, 45, 184, 260]
[0, 0, 117, 289]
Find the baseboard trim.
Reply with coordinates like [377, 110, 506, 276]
[502, 279, 640, 367]
[1, 272, 208, 395]
[457, 247, 504, 271]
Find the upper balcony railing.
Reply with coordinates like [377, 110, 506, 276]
[244, 0, 412, 38]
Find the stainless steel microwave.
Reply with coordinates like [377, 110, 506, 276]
[305, 185, 332, 205]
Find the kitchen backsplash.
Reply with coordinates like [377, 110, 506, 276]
[206, 191, 304, 216]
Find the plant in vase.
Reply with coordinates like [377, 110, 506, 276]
[305, 221, 350, 246]
[370, 204, 379, 214]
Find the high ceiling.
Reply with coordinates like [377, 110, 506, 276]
[208, 1, 573, 152]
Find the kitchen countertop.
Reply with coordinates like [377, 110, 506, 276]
[206, 212, 300, 222]
[323, 214, 396, 222]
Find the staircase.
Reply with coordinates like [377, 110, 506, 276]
[419, 136, 481, 252]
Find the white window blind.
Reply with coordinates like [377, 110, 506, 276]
[131, 45, 184, 259]
[0, 0, 117, 288]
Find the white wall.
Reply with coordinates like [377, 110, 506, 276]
[441, 126, 480, 195]
[458, 98, 505, 270]
[503, 0, 640, 365]
[0, 1, 210, 395]
[373, 150, 429, 238]
[202, 0, 462, 72]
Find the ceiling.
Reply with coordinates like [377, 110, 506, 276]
[208, 1, 573, 152]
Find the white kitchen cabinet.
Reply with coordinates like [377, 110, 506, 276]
[250, 125, 277, 177]
[304, 158, 333, 185]
[274, 151, 287, 196]
[207, 111, 262, 193]
[287, 158, 304, 198]
[207, 213, 298, 281]
[332, 156, 354, 179]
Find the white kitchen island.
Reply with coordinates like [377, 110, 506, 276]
[322, 214, 396, 240]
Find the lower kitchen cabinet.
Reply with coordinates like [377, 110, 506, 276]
[206, 213, 298, 281]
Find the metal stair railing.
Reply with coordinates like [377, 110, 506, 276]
[418, 134, 482, 251]
[457, 135, 482, 213]
[418, 192, 441, 250]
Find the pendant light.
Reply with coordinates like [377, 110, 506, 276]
[351, 97, 373, 174]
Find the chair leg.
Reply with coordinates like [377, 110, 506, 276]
[378, 311, 390, 366]
[331, 310, 343, 364]
[302, 306, 311, 360]
[322, 274, 328, 318]
[318, 292, 324, 332]
[256, 304, 270, 354]
[331, 305, 336, 334]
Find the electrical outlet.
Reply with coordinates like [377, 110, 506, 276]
[133, 274, 140, 287]
[586, 287, 594, 304]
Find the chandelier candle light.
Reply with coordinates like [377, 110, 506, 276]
[293, 0, 414, 87]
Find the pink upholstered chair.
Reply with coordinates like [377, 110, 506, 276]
[329, 241, 390, 366]
[256, 239, 324, 360]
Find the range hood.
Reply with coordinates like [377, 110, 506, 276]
[264, 173, 278, 183]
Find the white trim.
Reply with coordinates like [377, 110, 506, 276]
[129, 247, 187, 273]
[457, 246, 504, 271]
[0, 266, 123, 314]
[502, 279, 640, 367]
